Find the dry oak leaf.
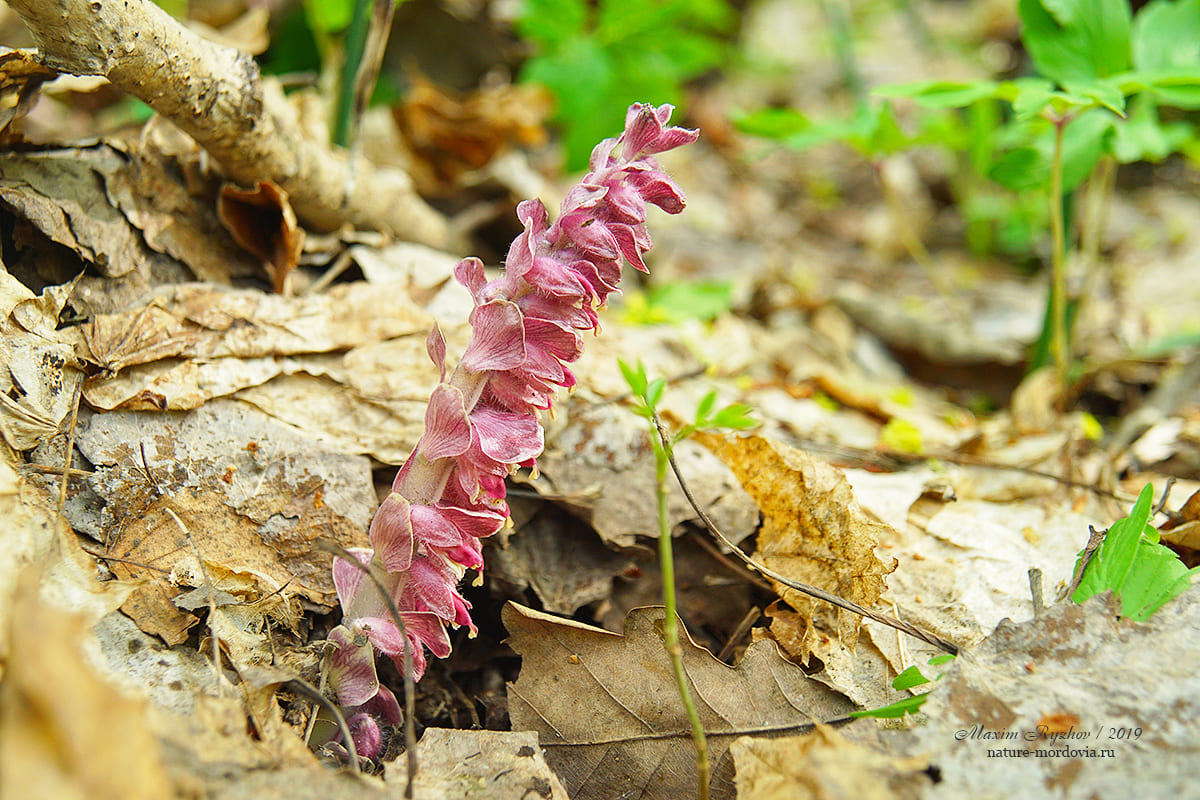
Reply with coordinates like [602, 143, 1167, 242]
[505, 603, 855, 800]
[694, 432, 898, 663]
[731, 723, 929, 800]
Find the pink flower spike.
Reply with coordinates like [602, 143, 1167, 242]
[427, 322, 447, 382]
[454, 257, 489, 301]
[469, 405, 545, 464]
[420, 384, 471, 460]
[460, 301, 527, 373]
[370, 492, 415, 573]
[328, 624, 379, 707]
[332, 547, 374, 612]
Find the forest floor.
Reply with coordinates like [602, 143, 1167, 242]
[2, 0, 1199, 798]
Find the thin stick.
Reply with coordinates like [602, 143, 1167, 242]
[164, 507, 224, 692]
[1028, 567, 1044, 618]
[317, 540, 418, 798]
[56, 379, 83, 520]
[653, 416, 960, 655]
[717, 606, 761, 663]
[286, 677, 361, 771]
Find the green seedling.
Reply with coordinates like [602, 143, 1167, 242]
[517, 0, 733, 170]
[851, 653, 956, 719]
[1070, 484, 1200, 621]
[739, 0, 1200, 396]
[619, 280, 735, 326]
[619, 358, 755, 800]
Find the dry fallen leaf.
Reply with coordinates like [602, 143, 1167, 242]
[218, 180, 305, 294]
[0, 568, 174, 800]
[731, 723, 929, 800]
[505, 602, 855, 800]
[0, 264, 82, 451]
[695, 432, 897, 662]
[894, 585, 1200, 799]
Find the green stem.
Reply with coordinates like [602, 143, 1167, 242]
[1048, 114, 1069, 400]
[333, 0, 372, 147]
[651, 422, 709, 800]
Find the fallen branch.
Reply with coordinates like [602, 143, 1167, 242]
[8, 0, 456, 249]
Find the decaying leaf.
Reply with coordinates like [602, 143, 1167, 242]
[386, 728, 569, 799]
[75, 399, 376, 641]
[0, 569, 174, 800]
[695, 432, 897, 662]
[534, 401, 759, 549]
[895, 585, 1200, 799]
[0, 47, 58, 134]
[504, 603, 855, 800]
[732, 723, 929, 800]
[396, 73, 553, 191]
[0, 264, 82, 450]
[218, 180, 305, 294]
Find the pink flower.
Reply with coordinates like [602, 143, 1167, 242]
[327, 103, 697, 702]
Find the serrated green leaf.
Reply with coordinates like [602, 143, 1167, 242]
[892, 666, 933, 691]
[1062, 78, 1127, 115]
[1118, 543, 1198, 621]
[1007, 78, 1057, 119]
[1020, 0, 1132, 84]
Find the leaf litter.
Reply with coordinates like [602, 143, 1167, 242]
[3, 0, 1200, 797]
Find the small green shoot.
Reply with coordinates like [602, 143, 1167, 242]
[850, 654, 956, 719]
[619, 358, 756, 800]
[1070, 484, 1200, 621]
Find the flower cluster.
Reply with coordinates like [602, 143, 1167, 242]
[325, 104, 698, 760]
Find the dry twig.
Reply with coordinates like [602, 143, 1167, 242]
[7, 0, 456, 249]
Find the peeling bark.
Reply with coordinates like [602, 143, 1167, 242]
[8, 0, 456, 249]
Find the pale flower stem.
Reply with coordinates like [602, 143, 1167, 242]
[652, 421, 710, 800]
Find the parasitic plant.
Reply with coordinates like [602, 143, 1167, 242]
[323, 104, 698, 760]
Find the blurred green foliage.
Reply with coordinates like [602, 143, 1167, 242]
[516, 0, 735, 171]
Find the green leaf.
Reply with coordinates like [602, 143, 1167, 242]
[1118, 543, 1197, 620]
[1060, 109, 1115, 190]
[892, 666, 933, 691]
[734, 107, 812, 140]
[873, 80, 1002, 108]
[849, 694, 929, 719]
[710, 404, 757, 431]
[643, 281, 734, 323]
[928, 654, 956, 666]
[1071, 484, 1156, 604]
[695, 390, 718, 425]
[1006, 77, 1057, 119]
[1061, 78, 1127, 115]
[646, 378, 667, 410]
[1132, 0, 1200, 72]
[516, 0, 588, 47]
[618, 359, 647, 397]
[1019, 0, 1132, 84]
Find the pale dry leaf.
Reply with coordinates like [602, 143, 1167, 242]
[895, 585, 1200, 799]
[0, 568, 174, 800]
[0, 146, 161, 278]
[534, 401, 758, 549]
[694, 432, 897, 662]
[505, 603, 855, 800]
[78, 280, 431, 375]
[732, 723, 929, 800]
[385, 728, 569, 799]
[0, 264, 82, 450]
